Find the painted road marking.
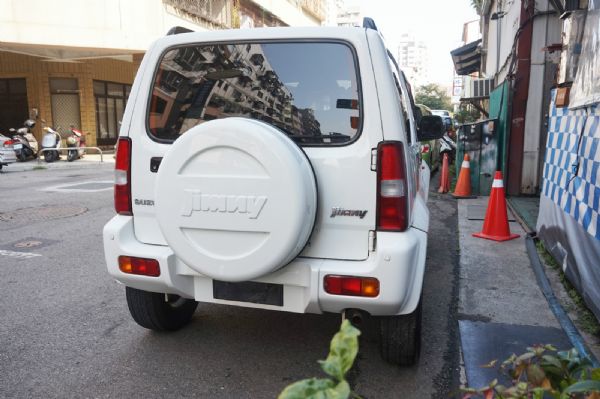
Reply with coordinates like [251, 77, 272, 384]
[40, 180, 113, 193]
[0, 249, 42, 259]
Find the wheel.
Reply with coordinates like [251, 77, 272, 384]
[67, 149, 77, 162]
[44, 151, 54, 163]
[125, 287, 198, 331]
[17, 151, 26, 162]
[378, 299, 422, 366]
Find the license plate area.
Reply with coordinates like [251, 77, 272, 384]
[213, 280, 283, 306]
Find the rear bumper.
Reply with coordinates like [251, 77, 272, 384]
[103, 215, 427, 316]
[0, 149, 16, 164]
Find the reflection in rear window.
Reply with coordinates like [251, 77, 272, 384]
[147, 42, 361, 145]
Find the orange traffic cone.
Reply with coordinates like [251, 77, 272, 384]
[453, 154, 473, 198]
[438, 153, 450, 193]
[473, 171, 519, 242]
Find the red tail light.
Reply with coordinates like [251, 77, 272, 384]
[324, 275, 379, 297]
[119, 256, 160, 277]
[376, 141, 408, 231]
[115, 137, 132, 215]
[3, 139, 14, 147]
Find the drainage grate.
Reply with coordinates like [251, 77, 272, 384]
[0, 205, 88, 223]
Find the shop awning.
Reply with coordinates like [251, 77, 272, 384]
[451, 39, 482, 76]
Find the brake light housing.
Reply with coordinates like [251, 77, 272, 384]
[119, 256, 160, 277]
[115, 137, 132, 215]
[376, 141, 408, 231]
[324, 275, 379, 297]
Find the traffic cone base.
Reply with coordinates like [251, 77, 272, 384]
[472, 231, 519, 242]
[453, 154, 475, 198]
[472, 171, 519, 242]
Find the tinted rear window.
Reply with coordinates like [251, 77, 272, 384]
[147, 42, 361, 145]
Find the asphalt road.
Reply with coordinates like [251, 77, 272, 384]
[0, 166, 459, 398]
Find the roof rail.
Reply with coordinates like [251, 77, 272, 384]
[362, 17, 378, 31]
[166, 26, 193, 36]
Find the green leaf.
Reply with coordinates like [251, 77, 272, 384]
[541, 355, 563, 371]
[563, 380, 600, 395]
[278, 378, 336, 399]
[516, 352, 535, 364]
[319, 320, 361, 381]
[331, 381, 351, 398]
[591, 369, 600, 381]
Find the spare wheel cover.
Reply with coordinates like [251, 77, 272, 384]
[155, 117, 317, 282]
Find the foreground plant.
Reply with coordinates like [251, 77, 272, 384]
[462, 345, 600, 398]
[279, 320, 361, 399]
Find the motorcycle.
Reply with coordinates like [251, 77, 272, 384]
[41, 125, 62, 163]
[66, 126, 85, 162]
[11, 119, 38, 161]
[439, 134, 456, 164]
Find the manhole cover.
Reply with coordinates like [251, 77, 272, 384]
[0, 206, 88, 223]
[0, 237, 59, 252]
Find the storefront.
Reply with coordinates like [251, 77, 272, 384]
[0, 50, 139, 147]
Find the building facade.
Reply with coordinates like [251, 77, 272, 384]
[397, 33, 429, 89]
[0, 0, 324, 147]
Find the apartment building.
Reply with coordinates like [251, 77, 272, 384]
[397, 33, 429, 89]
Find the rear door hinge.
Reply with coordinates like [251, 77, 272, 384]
[370, 148, 377, 171]
[368, 230, 377, 252]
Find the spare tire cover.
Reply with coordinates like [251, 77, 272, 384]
[155, 117, 317, 282]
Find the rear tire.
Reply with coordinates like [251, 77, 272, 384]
[125, 287, 198, 331]
[17, 151, 26, 162]
[378, 299, 422, 366]
[44, 151, 54, 163]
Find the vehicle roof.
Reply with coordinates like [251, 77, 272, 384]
[154, 26, 370, 49]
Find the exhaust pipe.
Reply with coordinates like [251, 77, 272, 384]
[343, 309, 366, 326]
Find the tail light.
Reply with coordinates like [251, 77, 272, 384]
[115, 137, 132, 215]
[119, 256, 160, 277]
[3, 139, 14, 147]
[324, 275, 379, 297]
[376, 141, 408, 231]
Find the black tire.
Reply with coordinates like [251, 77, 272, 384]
[44, 151, 54, 163]
[67, 149, 77, 162]
[378, 299, 422, 366]
[17, 151, 26, 162]
[125, 287, 198, 331]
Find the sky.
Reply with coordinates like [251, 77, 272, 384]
[350, 0, 480, 86]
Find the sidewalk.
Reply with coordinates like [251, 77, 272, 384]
[457, 196, 597, 388]
[1, 152, 114, 172]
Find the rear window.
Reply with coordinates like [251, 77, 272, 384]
[147, 41, 361, 145]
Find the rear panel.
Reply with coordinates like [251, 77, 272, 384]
[127, 28, 382, 261]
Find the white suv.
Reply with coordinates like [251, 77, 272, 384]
[103, 21, 444, 366]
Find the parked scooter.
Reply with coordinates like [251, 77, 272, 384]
[41, 125, 62, 163]
[66, 126, 85, 162]
[11, 119, 38, 161]
[439, 134, 456, 164]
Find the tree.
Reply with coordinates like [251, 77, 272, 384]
[415, 83, 453, 111]
[455, 103, 481, 123]
[470, 0, 483, 15]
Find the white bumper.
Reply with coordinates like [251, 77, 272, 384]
[103, 215, 427, 316]
[0, 148, 16, 164]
